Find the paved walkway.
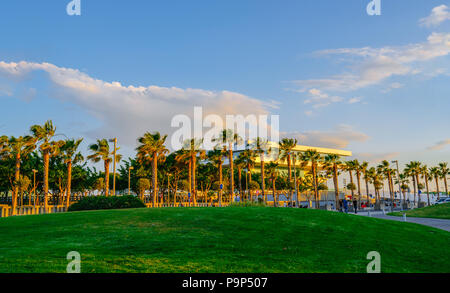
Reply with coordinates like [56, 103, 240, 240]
[354, 211, 450, 232]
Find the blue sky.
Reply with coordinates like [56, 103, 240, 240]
[0, 0, 449, 169]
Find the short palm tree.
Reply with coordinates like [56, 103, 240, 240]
[360, 161, 370, 202]
[405, 161, 422, 204]
[279, 138, 298, 206]
[239, 148, 256, 201]
[377, 160, 396, 208]
[88, 139, 121, 197]
[60, 138, 84, 208]
[182, 138, 205, 204]
[420, 165, 431, 206]
[136, 132, 168, 206]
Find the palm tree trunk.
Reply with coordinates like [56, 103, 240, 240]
[12, 152, 21, 216]
[192, 154, 196, 205]
[293, 158, 299, 208]
[313, 163, 319, 209]
[219, 162, 223, 207]
[444, 177, 448, 196]
[43, 151, 50, 208]
[412, 176, 416, 204]
[287, 154, 292, 205]
[333, 165, 339, 210]
[238, 167, 242, 201]
[66, 161, 72, 209]
[104, 160, 110, 197]
[425, 176, 430, 206]
[260, 156, 265, 203]
[435, 178, 440, 200]
[188, 159, 192, 205]
[364, 177, 370, 204]
[348, 170, 354, 199]
[415, 174, 421, 206]
[272, 178, 276, 207]
[229, 144, 234, 201]
[247, 162, 252, 201]
[356, 171, 361, 204]
[152, 153, 158, 206]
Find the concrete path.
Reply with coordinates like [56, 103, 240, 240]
[355, 211, 450, 232]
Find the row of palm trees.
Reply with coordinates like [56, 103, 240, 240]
[1, 121, 449, 214]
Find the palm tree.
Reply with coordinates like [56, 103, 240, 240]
[251, 138, 271, 202]
[301, 150, 322, 208]
[88, 139, 121, 197]
[30, 120, 64, 209]
[420, 165, 431, 206]
[344, 160, 358, 200]
[207, 148, 227, 206]
[430, 167, 441, 200]
[378, 160, 395, 209]
[394, 173, 409, 207]
[60, 138, 84, 208]
[183, 138, 205, 205]
[214, 129, 242, 201]
[323, 154, 342, 210]
[136, 132, 168, 206]
[235, 153, 247, 200]
[239, 148, 256, 201]
[438, 162, 449, 196]
[265, 162, 279, 207]
[405, 161, 421, 205]
[279, 138, 298, 206]
[5, 136, 36, 215]
[360, 161, 370, 202]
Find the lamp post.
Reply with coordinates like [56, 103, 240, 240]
[128, 166, 134, 195]
[392, 160, 402, 208]
[32, 169, 37, 207]
[109, 138, 117, 196]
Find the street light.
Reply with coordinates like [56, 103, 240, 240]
[128, 166, 134, 195]
[392, 160, 402, 209]
[109, 138, 118, 196]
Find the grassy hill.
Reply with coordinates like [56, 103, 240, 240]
[0, 207, 448, 273]
[388, 203, 450, 219]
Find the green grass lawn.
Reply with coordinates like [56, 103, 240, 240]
[388, 203, 450, 220]
[0, 207, 448, 273]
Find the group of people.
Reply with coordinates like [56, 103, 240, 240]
[339, 199, 359, 214]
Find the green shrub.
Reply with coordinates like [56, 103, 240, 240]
[68, 195, 146, 212]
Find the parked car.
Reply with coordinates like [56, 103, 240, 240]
[434, 198, 450, 205]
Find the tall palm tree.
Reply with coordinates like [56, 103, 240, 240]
[136, 132, 168, 206]
[301, 150, 322, 208]
[214, 129, 242, 201]
[360, 161, 370, 202]
[60, 138, 84, 208]
[183, 138, 205, 204]
[323, 154, 342, 210]
[30, 120, 64, 209]
[235, 153, 247, 200]
[251, 138, 271, 202]
[378, 160, 395, 208]
[265, 162, 279, 207]
[207, 148, 227, 206]
[344, 160, 358, 200]
[88, 139, 121, 197]
[430, 167, 441, 200]
[239, 148, 256, 201]
[279, 138, 298, 206]
[405, 161, 421, 204]
[5, 136, 36, 215]
[420, 165, 431, 206]
[438, 162, 449, 196]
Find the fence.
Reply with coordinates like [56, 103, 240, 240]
[0, 204, 67, 218]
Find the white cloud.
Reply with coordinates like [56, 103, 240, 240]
[419, 5, 450, 28]
[293, 32, 450, 93]
[0, 61, 269, 147]
[304, 88, 343, 108]
[427, 139, 450, 151]
[282, 125, 369, 149]
[353, 152, 400, 164]
[348, 97, 362, 104]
